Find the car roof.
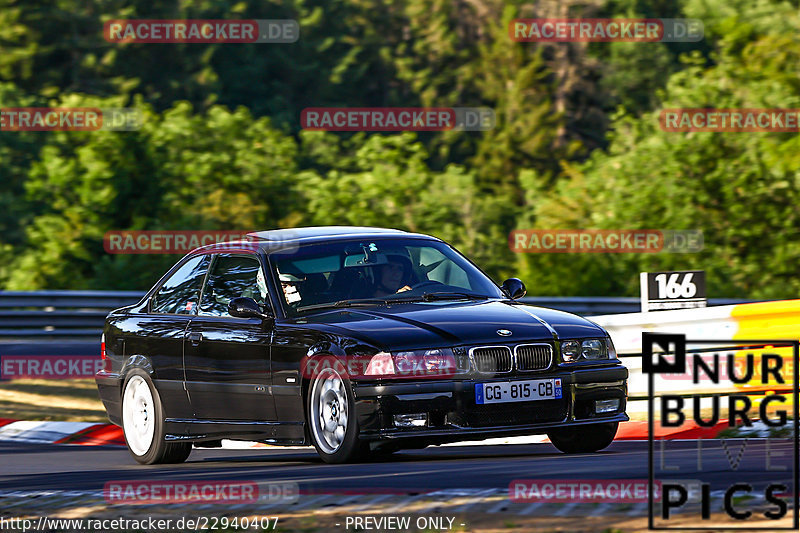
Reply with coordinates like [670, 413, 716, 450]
[190, 226, 439, 254]
[249, 226, 406, 242]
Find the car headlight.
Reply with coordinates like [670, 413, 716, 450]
[561, 340, 580, 361]
[363, 352, 395, 376]
[581, 339, 605, 359]
[561, 338, 610, 362]
[365, 348, 456, 378]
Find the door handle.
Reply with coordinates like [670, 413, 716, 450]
[187, 332, 203, 345]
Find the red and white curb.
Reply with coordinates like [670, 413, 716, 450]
[0, 418, 729, 448]
[0, 419, 125, 446]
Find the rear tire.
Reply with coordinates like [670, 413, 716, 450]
[121, 370, 191, 465]
[547, 422, 618, 454]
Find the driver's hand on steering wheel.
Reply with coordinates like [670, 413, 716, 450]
[396, 285, 412, 293]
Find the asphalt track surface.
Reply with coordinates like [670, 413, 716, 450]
[0, 439, 794, 495]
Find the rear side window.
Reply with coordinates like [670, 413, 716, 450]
[199, 254, 267, 317]
[151, 255, 210, 314]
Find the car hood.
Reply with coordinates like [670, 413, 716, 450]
[300, 300, 607, 349]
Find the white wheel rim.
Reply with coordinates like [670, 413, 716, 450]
[122, 375, 156, 456]
[310, 369, 349, 454]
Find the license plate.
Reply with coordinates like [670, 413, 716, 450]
[475, 378, 562, 405]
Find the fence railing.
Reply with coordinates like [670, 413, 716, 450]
[0, 291, 144, 340]
[0, 291, 752, 341]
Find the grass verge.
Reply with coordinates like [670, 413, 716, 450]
[0, 378, 108, 422]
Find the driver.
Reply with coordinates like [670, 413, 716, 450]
[373, 254, 414, 297]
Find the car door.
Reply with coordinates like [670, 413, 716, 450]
[126, 254, 211, 427]
[183, 252, 276, 424]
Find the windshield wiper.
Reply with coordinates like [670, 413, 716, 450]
[295, 298, 390, 312]
[383, 292, 490, 303]
[419, 292, 491, 302]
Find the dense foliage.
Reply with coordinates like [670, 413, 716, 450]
[0, 0, 798, 298]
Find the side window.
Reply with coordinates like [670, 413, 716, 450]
[151, 255, 210, 314]
[199, 254, 267, 317]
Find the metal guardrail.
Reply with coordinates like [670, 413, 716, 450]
[0, 291, 144, 309]
[0, 291, 143, 341]
[0, 291, 754, 341]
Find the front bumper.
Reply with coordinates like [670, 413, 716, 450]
[352, 364, 628, 443]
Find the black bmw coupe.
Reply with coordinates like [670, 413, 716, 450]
[96, 226, 628, 464]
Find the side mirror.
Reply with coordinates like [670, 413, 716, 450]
[228, 297, 272, 320]
[501, 278, 527, 300]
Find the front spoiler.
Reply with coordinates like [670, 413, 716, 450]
[358, 413, 629, 443]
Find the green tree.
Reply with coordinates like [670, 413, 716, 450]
[518, 1, 800, 298]
[4, 97, 301, 290]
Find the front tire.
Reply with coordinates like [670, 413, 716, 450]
[121, 370, 191, 465]
[307, 367, 364, 463]
[547, 422, 618, 454]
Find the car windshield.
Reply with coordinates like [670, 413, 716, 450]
[271, 238, 505, 315]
